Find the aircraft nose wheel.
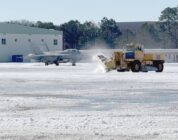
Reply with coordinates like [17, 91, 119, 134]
[45, 62, 49, 66]
[72, 62, 76, 66]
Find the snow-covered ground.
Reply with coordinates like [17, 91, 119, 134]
[0, 63, 178, 140]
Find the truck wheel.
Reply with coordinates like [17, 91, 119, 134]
[131, 61, 141, 72]
[155, 62, 164, 72]
[117, 69, 126, 72]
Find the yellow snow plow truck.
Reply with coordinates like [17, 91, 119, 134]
[97, 44, 165, 72]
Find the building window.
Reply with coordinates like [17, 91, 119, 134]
[2, 39, 6, 45]
[15, 38, 18, 42]
[28, 39, 31, 42]
[53, 39, 58, 45]
[169, 55, 171, 59]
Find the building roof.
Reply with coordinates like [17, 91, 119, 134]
[0, 23, 62, 35]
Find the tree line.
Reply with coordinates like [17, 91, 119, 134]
[8, 17, 122, 49]
[7, 5, 178, 49]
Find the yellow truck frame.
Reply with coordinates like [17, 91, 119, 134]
[98, 45, 165, 72]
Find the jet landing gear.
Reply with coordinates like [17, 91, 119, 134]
[45, 61, 49, 66]
[71, 60, 76, 66]
[72, 63, 76, 66]
[44, 60, 77, 66]
[54, 61, 59, 66]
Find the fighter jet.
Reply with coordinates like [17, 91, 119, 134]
[28, 49, 81, 66]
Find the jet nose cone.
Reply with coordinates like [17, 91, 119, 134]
[28, 54, 35, 58]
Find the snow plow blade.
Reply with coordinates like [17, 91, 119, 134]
[96, 54, 116, 72]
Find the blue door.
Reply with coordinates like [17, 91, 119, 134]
[12, 55, 23, 62]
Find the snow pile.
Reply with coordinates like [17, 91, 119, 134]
[93, 64, 106, 73]
[0, 63, 178, 140]
[92, 54, 107, 73]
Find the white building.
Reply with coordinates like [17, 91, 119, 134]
[0, 23, 63, 62]
[82, 49, 178, 63]
[145, 49, 178, 63]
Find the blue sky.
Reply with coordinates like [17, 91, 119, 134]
[1, 0, 178, 24]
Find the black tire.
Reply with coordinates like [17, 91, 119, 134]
[155, 62, 164, 72]
[117, 69, 126, 72]
[131, 61, 141, 72]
